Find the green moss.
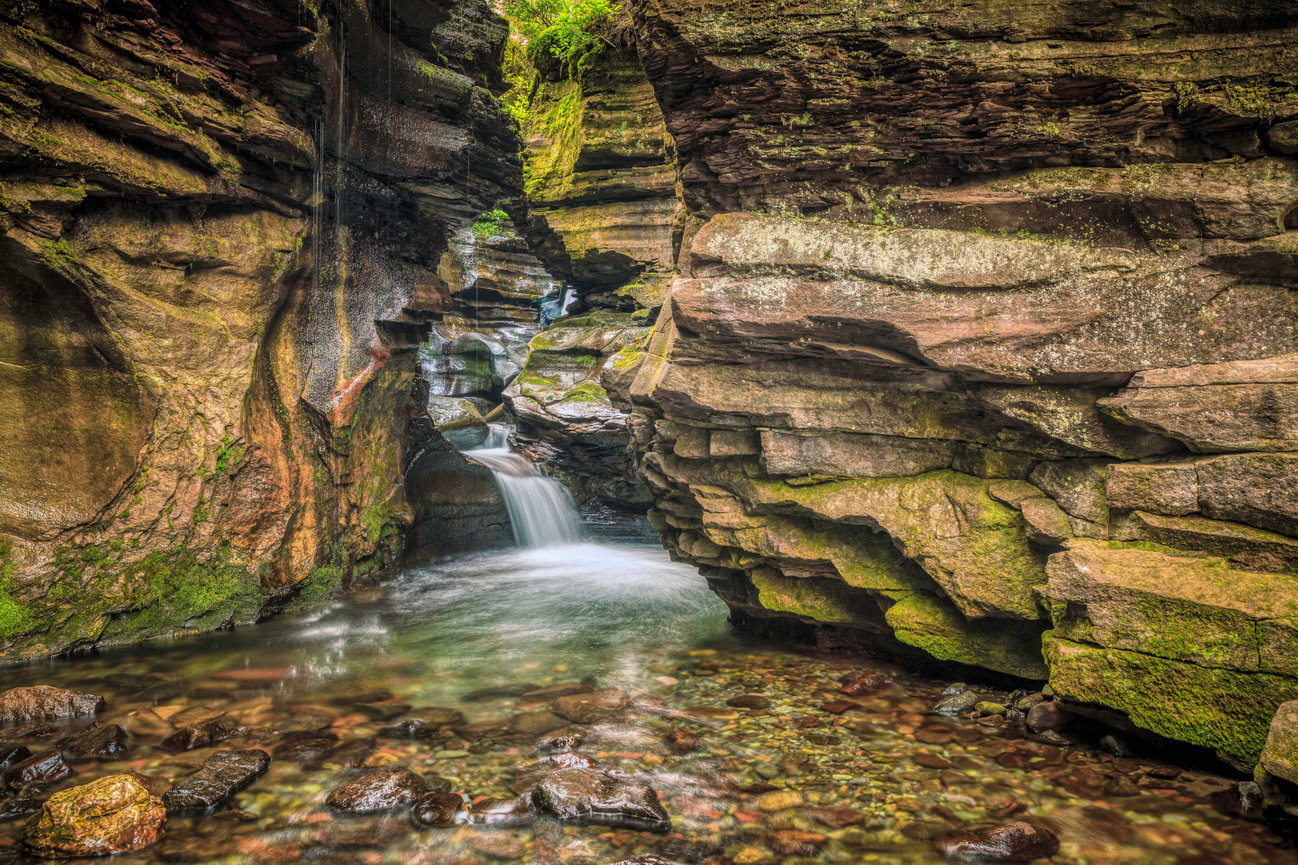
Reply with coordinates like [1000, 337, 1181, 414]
[472, 208, 511, 241]
[0, 539, 32, 641]
[286, 565, 344, 612]
[886, 593, 1048, 680]
[556, 381, 608, 403]
[748, 568, 878, 624]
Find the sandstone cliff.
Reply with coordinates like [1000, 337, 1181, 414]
[0, 0, 516, 660]
[627, 0, 1298, 762]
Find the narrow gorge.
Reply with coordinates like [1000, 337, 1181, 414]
[1, 1, 1298, 863]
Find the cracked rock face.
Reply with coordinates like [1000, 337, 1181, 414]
[624, 0, 1298, 760]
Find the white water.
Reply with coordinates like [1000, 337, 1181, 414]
[466, 425, 584, 547]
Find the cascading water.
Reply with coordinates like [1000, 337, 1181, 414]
[465, 424, 584, 547]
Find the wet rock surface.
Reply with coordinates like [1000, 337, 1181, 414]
[21, 773, 165, 857]
[0, 687, 103, 721]
[57, 724, 127, 758]
[3, 750, 70, 788]
[532, 767, 672, 832]
[934, 821, 1061, 862]
[412, 791, 464, 827]
[161, 750, 270, 814]
[326, 767, 428, 813]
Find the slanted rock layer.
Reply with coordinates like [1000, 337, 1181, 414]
[623, 0, 1298, 761]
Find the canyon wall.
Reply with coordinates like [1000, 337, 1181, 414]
[503, 42, 680, 511]
[626, 0, 1298, 763]
[0, 0, 516, 661]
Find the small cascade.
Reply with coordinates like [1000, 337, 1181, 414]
[465, 425, 584, 547]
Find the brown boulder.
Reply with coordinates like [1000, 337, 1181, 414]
[0, 686, 104, 721]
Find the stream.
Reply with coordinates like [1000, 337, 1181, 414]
[0, 522, 1294, 863]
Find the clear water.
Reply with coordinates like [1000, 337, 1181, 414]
[0, 535, 1294, 864]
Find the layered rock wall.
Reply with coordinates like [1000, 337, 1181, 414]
[627, 0, 1298, 761]
[503, 43, 681, 510]
[0, 0, 516, 660]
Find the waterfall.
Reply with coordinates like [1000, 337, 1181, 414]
[465, 425, 584, 547]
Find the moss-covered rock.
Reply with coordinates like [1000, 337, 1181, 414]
[22, 774, 166, 857]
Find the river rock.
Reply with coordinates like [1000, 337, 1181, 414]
[0, 744, 32, 770]
[553, 688, 629, 724]
[4, 750, 71, 787]
[840, 670, 888, 696]
[934, 821, 1060, 862]
[1262, 700, 1298, 785]
[58, 723, 127, 757]
[532, 767, 671, 832]
[1026, 701, 1066, 734]
[470, 795, 535, 827]
[162, 750, 270, 814]
[159, 719, 230, 753]
[326, 766, 428, 813]
[21, 773, 165, 857]
[932, 692, 978, 716]
[0, 687, 104, 721]
[412, 791, 464, 827]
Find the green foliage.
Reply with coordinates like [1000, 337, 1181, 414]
[472, 208, 511, 241]
[503, 0, 620, 71]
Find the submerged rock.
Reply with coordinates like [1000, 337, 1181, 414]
[0, 744, 32, 770]
[162, 750, 270, 814]
[58, 723, 127, 758]
[412, 791, 465, 827]
[159, 719, 230, 753]
[326, 767, 428, 813]
[469, 795, 535, 827]
[1025, 701, 1066, 734]
[553, 689, 629, 724]
[532, 767, 671, 832]
[22, 774, 165, 857]
[3, 750, 71, 787]
[0, 687, 103, 721]
[934, 821, 1060, 863]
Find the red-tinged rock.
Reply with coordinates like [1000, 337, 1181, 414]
[820, 701, 854, 715]
[0, 687, 103, 722]
[767, 830, 827, 855]
[4, 750, 71, 787]
[840, 670, 888, 696]
[21, 774, 165, 857]
[806, 805, 865, 828]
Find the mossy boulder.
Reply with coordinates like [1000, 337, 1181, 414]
[22, 774, 166, 857]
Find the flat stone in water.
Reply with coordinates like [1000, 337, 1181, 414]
[326, 766, 427, 813]
[552, 689, 629, 724]
[3, 750, 70, 787]
[160, 719, 230, 753]
[272, 731, 338, 762]
[532, 767, 671, 833]
[0, 686, 103, 722]
[726, 694, 771, 710]
[412, 791, 463, 827]
[0, 744, 31, 770]
[934, 821, 1060, 862]
[162, 750, 270, 814]
[57, 723, 127, 757]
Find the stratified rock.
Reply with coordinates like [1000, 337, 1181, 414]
[553, 689, 630, 724]
[162, 750, 270, 814]
[0, 687, 104, 721]
[412, 791, 465, 827]
[326, 767, 428, 813]
[531, 767, 671, 832]
[21, 774, 165, 857]
[3, 750, 71, 787]
[934, 822, 1060, 863]
[57, 724, 127, 758]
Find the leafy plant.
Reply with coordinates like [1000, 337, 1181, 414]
[503, 0, 622, 72]
[472, 208, 511, 241]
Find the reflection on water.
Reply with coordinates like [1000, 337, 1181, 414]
[1, 535, 1295, 865]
